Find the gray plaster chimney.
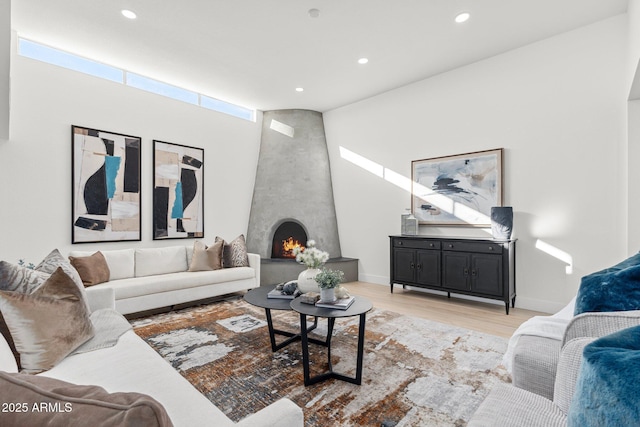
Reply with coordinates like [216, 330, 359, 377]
[246, 109, 341, 259]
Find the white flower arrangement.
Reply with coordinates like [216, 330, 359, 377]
[292, 240, 329, 269]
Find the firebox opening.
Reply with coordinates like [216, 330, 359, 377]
[271, 221, 308, 259]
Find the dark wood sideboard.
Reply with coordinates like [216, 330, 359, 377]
[389, 235, 516, 314]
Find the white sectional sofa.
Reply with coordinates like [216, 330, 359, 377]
[69, 245, 260, 315]
[0, 288, 303, 426]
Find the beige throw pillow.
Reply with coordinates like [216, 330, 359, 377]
[0, 260, 55, 369]
[188, 241, 223, 272]
[69, 251, 111, 286]
[0, 268, 95, 374]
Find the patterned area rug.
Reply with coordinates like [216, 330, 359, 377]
[132, 296, 510, 426]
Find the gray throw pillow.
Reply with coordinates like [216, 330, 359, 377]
[215, 235, 250, 268]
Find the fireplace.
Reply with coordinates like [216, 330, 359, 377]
[271, 221, 308, 259]
[246, 110, 357, 284]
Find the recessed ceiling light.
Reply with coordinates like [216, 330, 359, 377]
[358, 58, 369, 65]
[308, 8, 320, 18]
[121, 9, 137, 20]
[295, 87, 304, 92]
[455, 12, 470, 23]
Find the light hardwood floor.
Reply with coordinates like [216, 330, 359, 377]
[345, 281, 545, 338]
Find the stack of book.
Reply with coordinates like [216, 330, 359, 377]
[267, 288, 295, 299]
[315, 296, 355, 310]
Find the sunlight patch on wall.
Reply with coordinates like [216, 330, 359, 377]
[536, 239, 573, 274]
[270, 119, 295, 138]
[339, 146, 491, 228]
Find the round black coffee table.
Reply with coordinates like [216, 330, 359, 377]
[244, 286, 323, 352]
[290, 296, 373, 386]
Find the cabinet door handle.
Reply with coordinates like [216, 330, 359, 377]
[410, 262, 415, 269]
[488, 246, 494, 251]
[463, 268, 469, 276]
[417, 263, 422, 270]
[449, 244, 454, 249]
[398, 241, 403, 245]
[472, 269, 478, 277]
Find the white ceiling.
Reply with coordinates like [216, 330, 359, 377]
[11, 0, 628, 113]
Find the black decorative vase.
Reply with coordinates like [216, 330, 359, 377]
[491, 207, 513, 240]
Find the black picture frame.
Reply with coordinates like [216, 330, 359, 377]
[71, 125, 142, 243]
[153, 140, 205, 240]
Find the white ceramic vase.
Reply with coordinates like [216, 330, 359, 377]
[297, 268, 321, 293]
[320, 287, 336, 303]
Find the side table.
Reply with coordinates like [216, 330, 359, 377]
[243, 286, 324, 352]
[290, 296, 373, 386]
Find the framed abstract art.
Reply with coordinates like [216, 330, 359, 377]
[71, 125, 141, 243]
[411, 148, 503, 226]
[153, 140, 204, 240]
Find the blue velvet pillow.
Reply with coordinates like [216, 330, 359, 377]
[574, 252, 640, 315]
[568, 325, 640, 427]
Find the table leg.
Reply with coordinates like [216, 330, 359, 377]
[300, 313, 311, 384]
[301, 314, 367, 386]
[265, 309, 321, 352]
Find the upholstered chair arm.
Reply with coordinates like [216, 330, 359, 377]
[84, 287, 116, 312]
[247, 253, 261, 287]
[235, 398, 303, 427]
[552, 337, 595, 415]
[562, 310, 640, 346]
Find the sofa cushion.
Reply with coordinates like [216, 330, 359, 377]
[567, 325, 640, 426]
[0, 331, 18, 373]
[0, 268, 95, 373]
[188, 240, 223, 272]
[99, 268, 255, 300]
[69, 249, 135, 281]
[216, 235, 250, 268]
[0, 371, 173, 426]
[69, 251, 111, 286]
[574, 253, 640, 315]
[135, 247, 187, 277]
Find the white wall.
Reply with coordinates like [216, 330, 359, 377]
[628, 0, 640, 254]
[0, 0, 9, 141]
[0, 44, 262, 264]
[325, 16, 628, 313]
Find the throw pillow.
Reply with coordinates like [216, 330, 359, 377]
[0, 371, 174, 427]
[0, 267, 95, 374]
[574, 253, 640, 315]
[35, 249, 91, 312]
[0, 331, 18, 373]
[567, 325, 640, 427]
[69, 251, 111, 286]
[188, 240, 223, 272]
[0, 261, 50, 369]
[0, 260, 49, 293]
[215, 234, 250, 268]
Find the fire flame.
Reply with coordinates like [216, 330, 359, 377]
[282, 237, 304, 258]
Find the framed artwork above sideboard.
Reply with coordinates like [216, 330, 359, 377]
[411, 148, 503, 227]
